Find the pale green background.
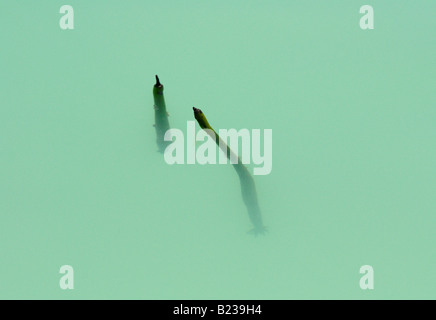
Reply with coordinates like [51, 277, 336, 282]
[0, 1, 435, 299]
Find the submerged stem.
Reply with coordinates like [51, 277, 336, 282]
[193, 107, 266, 235]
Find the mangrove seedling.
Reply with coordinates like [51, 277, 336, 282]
[193, 107, 267, 235]
[153, 75, 171, 153]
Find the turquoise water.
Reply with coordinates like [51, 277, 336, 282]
[1, 1, 435, 299]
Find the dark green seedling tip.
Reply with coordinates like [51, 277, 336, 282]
[193, 107, 210, 129]
[153, 75, 164, 95]
[154, 75, 162, 88]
